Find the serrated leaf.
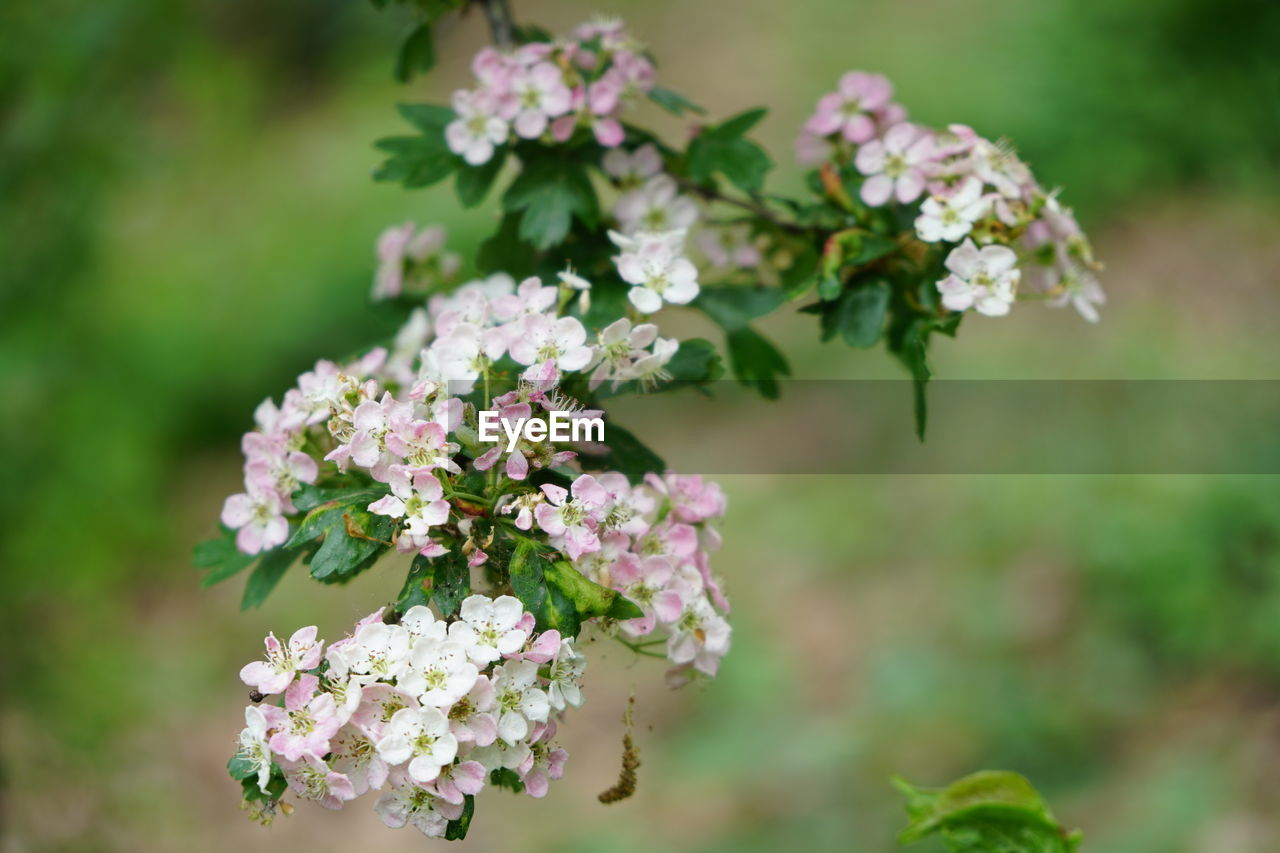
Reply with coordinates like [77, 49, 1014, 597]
[546, 560, 643, 622]
[194, 525, 257, 587]
[665, 338, 724, 384]
[687, 108, 773, 192]
[285, 488, 393, 582]
[824, 280, 891, 347]
[502, 151, 598, 249]
[648, 86, 706, 116]
[725, 326, 790, 399]
[456, 147, 506, 207]
[394, 22, 435, 82]
[227, 755, 256, 781]
[397, 103, 453, 133]
[373, 135, 457, 188]
[895, 771, 1081, 852]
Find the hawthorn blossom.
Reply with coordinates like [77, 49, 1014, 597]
[263, 674, 343, 762]
[490, 660, 551, 744]
[328, 724, 389, 795]
[520, 722, 569, 798]
[855, 123, 934, 206]
[221, 481, 287, 555]
[914, 177, 990, 243]
[445, 90, 508, 166]
[1048, 264, 1106, 324]
[376, 706, 459, 784]
[278, 753, 356, 810]
[368, 467, 451, 556]
[507, 314, 593, 372]
[614, 174, 699, 234]
[351, 683, 420, 741]
[375, 771, 464, 837]
[448, 595, 530, 664]
[586, 317, 659, 390]
[340, 622, 412, 685]
[240, 626, 323, 696]
[506, 62, 573, 138]
[385, 417, 461, 476]
[398, 634, 478, 708]
[645, 472, 727, 524]
[543, 638, 586, 711]
[236, 706, 274, 793]
[431, 760, 487, 805]
[936, 239, 1020, 317]
[667, 596, 732, 677]
[602, 144, 663, 188]
[610, 229, 700, 313]
[535, 476, 609, 560]
[610, 554, 684, 637]
[969, 137, 1032, 199]
[805, 71, 895, 143]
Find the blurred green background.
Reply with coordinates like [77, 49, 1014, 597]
[3, 0, 1280, 850]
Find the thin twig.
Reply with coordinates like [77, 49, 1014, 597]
[477, 0, 515, 48]
[672, 175, 811, 235]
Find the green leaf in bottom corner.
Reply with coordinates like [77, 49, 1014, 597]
[894, 771, 1081, 852]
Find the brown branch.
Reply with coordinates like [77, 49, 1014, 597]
[672, 175, 811, 235]
[476, 0, 515, 48]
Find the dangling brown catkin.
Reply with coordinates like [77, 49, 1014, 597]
[598, 692, 640, 804]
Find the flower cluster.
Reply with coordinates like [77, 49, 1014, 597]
[565, 471, 732, 682]
[445, 18, 656, 164]
[219, 269, 683, 558]
[235, 595, 583, 836]
[798, 72, 1104, 321]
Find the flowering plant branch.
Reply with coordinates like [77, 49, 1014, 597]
[196, 1, 1100, 844]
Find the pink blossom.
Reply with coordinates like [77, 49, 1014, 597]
[221, 480, 287, 555]
[855, 123, 934, 206]
[445, 89, 508, 166]
[806, 71, 894, 143]
[240, 625, 323, 696]
[280, 753, 357, 810]
[507, 314, 593, 372]
[447, 674, 499, 747]
[263, 674, 342, 761]
[534, 475, 609, 560]
[519, 721, 568, 798]
[611, 554, 684, 637]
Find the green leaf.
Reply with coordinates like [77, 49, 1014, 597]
[687, 108, 773, 192]
[240, 544, 300, 610]
[507, 538, 641, 637]
[695, 285, 787, 330]
[419, 549, 471, 617]
[895, 771, 1082, 852]
[373, 135, 457, 188]
[824, 280, 891, 347]
[194, 525, 256, 587]
[648, 86, 706, 116]
[286, 489, 394, 582]
[490, 767, 525, 793]
[507, 537, 574, 636]
[444, 794, 475, 840]
[394, 23, 435, 82]
[888, 314, 933, 441]
[579, 423, 665, 484]
[238, 764, 287, 803]
[455, 146, 506, 208]
[227, 754, 256, 781]
[397, 103, 453, 133]
[725, 326, 790, 399]
[547, 559, 644, 622]
[502, 150, 598, 249]
[665, 338, 724, 384]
